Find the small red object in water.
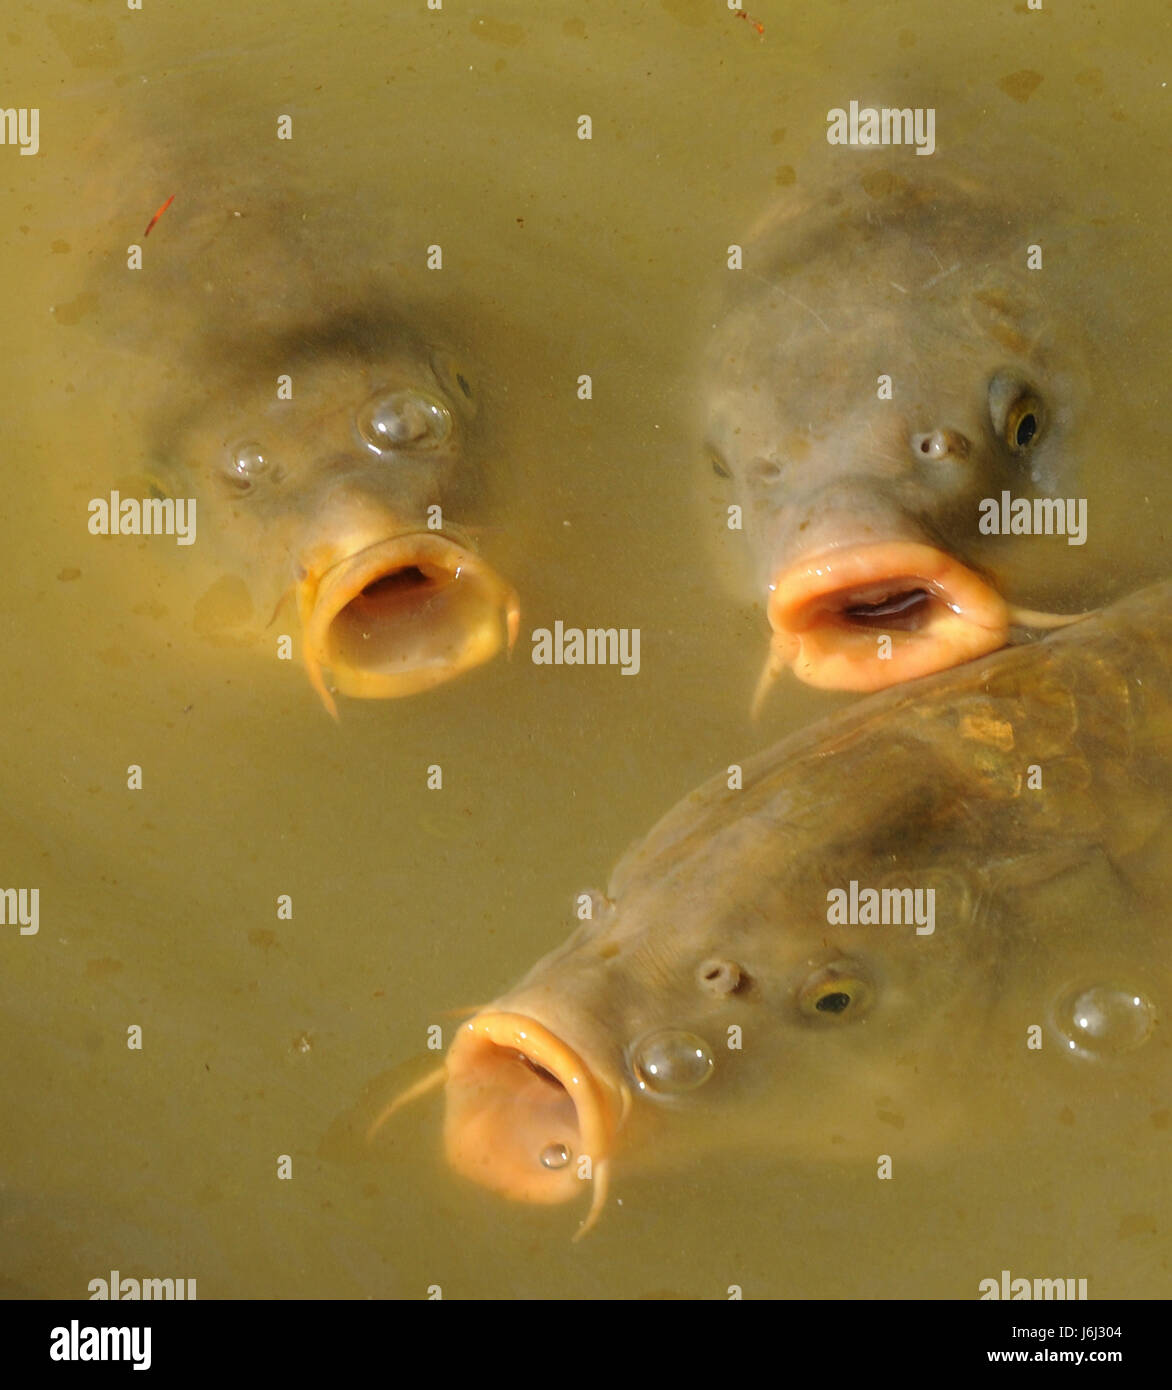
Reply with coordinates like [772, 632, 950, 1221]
[142, 194, 175, 238]
[734, 9, 765, 37]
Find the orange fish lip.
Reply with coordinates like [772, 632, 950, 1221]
[763, 540, 1011, 693]
[297, 532, 519, 716]
[443, 1011, 627, 1235]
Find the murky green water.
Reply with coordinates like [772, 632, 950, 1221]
[1, 1, 1168, 1299]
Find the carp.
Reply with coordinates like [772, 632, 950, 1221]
[147, 312, 519, 716]
[64, 133, 518, 716]
[393, 580, 1170, 1235]
[704, 162, 1096, 704]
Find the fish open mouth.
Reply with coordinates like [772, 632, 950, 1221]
[443, 1012, 626, 1237]
[758, 541, 1011, 700]
[298, 533, 519, 716]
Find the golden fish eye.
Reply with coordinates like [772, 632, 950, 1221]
[1004, 393, 1043, 452]
[987, 371, 1045, 454]
[798, 967, 874, 1021]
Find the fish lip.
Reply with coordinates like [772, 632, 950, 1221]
[298, 532, 519, 711]
[443, 1010, 627, 1222]
[767, 540, 1011, 690]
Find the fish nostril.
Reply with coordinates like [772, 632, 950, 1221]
[912, 428, 969, 462]
[748, 459, 783, 485]
[697, 958, 745, 996]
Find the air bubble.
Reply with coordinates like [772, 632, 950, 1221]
[630, 1029, 715, 1096]
[1054, 984, 1156, 1057]
[226, 442, 269, 489]
[357, 389, 451, 453]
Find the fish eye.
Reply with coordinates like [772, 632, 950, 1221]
[357, 389, 452, 454]
[1005, 394, 1043, 451]
[221, 441, 271, 493]
[987, 372, 1045, 454]
[428, 348, 476, 403]
[797, 965, 874, 1021]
